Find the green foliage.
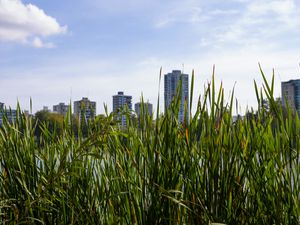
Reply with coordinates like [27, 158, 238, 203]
[0, 68, 299, 224]
[34, 110, 64, 137]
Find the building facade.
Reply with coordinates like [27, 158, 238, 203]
[164, 70, 189, 122]
[53, 103, 69, 116]
[113, 91, 132, 127]
[0, 103, 4, 126]
[0, 107, 17, 126]
[281, 79, 300, 115]
[74, 97, 96, 121]
[135, 102, 153, 117]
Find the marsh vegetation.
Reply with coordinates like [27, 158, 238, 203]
[0, 68, 299, 224]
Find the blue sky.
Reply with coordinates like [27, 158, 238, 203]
[1, 0, 300, 114]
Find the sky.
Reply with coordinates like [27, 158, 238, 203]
[1, 0, 300, 115]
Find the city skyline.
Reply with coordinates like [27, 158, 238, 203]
[1, 76, 300, 119]
[1, 0, 300, 114]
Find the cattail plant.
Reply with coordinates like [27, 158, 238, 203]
[0, 67, 299, 224]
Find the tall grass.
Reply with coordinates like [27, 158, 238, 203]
[0, 68, 299, 224]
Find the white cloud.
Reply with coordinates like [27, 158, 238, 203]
[154, 1, 208, 28]
[153, 1, 241, 28]
[248, 0, 295, 16]
[151, 0, 299, 49]
[32, 37, 55, 48]
[213, 0, 300, 47]
[245, 0, 298, 27]
[209, 9, 239, 16]
[0, 0, 66, 47]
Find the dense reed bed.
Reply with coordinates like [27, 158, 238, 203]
[0, 68, 299, 224]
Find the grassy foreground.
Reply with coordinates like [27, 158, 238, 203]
[0, 68, 299, 224]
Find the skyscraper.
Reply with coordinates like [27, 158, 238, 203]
[113, 91, 132, 127]
[74, 97, 96, 121]
[164, 70, 189, 122]
[281, 79, 300, 115]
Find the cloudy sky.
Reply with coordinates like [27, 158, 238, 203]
[1, 0, 300, 114]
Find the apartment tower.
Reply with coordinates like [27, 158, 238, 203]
[164, 70, 189, 122]
[281, 79, 300, 115]
[74, 97, 96, 121]
[53, 103, 69, 116]
[113, 91, 132, 127]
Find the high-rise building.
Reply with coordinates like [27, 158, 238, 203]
[74, 97, 96, 121]
[135, 102, 153, 117]
[0, 102, 4, 110]
[164, 70, 189, 122]
[281, 79, 300, 115]
[113, 91, 132, 127]
[53, 103, 69, 116]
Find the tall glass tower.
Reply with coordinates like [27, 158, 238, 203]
[164, 70, 189, 122]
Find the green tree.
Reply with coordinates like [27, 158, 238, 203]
[34, 111, 64, 137]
